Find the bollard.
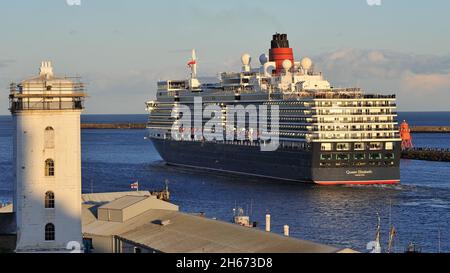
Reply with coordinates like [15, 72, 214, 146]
[265, 214, 271, 232]
[284, 225, 290, 237]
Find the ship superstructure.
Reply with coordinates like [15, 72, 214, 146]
[146, 34, 401, 185]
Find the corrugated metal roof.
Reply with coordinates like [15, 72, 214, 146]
[82, 192, 343, 253]
[116, 210, 339, 253]
[83, 207, 338, 253]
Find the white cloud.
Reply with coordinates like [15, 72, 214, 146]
[401, 71, 450, 92]
[312, 49, 450, 110]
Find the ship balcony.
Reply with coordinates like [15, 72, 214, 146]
[307, 92, 395, 100]
[314, 120, 398, 124]
[312, 103, 397, 108]
[308, 134, 401, 141]
[314, 128, 398, 132]
[313, 112, 397, 116]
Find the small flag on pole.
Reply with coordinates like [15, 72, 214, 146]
[187, 60, 196, 67]
[130, 181, 139, 191]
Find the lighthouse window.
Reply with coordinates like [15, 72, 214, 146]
[45, 223, 55, 241]
[45, 159, 55, 177]
[44, 127, 55, 149]
[45, 191, 55, 209]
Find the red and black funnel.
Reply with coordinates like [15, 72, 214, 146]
[269, 33, 295, 74]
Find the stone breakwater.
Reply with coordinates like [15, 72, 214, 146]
[402, 148, 450, 162]
[81, 123, 146, 129]
[411, 126, 450, 133]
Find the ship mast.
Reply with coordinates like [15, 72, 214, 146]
[374, 213, 382, 253]
[187, 49, 200, 90]
[190, 49, 197, 78]
[387, 226, 397, 253]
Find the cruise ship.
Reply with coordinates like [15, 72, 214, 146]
[146, 34, 401, 185]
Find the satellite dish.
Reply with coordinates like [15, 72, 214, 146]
[241, 53, 251, 66]
[282, 59, 292, 72]
[259, 54, 268, 65]
[301, 57, 313, 71]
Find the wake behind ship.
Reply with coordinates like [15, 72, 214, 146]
[146, 34, 401, 185]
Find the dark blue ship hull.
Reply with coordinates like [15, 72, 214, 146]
[150, 138, 401, 185]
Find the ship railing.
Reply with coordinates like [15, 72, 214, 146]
[308, 135, 400, 140]
[315, 128, 398, 132]
[314, 112, 398, 116]
[165, 137, 311, 150]
[313, 103, 397, 108]
[277, 90, 396, 100]
[315, 120, 398, 124]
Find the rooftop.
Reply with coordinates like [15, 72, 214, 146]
[99, 195, 149, 210]
[115, 210, 339, 253]
[82, 191, 345, 253]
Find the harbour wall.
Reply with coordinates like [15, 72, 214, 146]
[81, 123, 146, 129]
[402, 148, 450, 162]
[411, 126, 450, 133]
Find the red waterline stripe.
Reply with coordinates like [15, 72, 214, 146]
[315, 180, 400, 186]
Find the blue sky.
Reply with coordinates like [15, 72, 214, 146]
[1, 0, 450, 114]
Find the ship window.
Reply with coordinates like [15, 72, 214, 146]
[45, 223, 55, 241]
[321, 143, 332, 151]
[337, 154, 350, 161]
[45, 159, 55, 177]
[370, 153, 382, 160]
[385, 153, 395, 160]
[354, 153, 365, 160]
[320, 154, 333, 161]
[369, 142, 382, 150]
[44, 127, 55, 149]
[45, 191, 55, 209]
[354, 143, 365, 151]
[385, 142, 394, 150]
[336, 143, 350, 151]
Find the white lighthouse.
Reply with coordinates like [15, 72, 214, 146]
[9, 61, 86, 252]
